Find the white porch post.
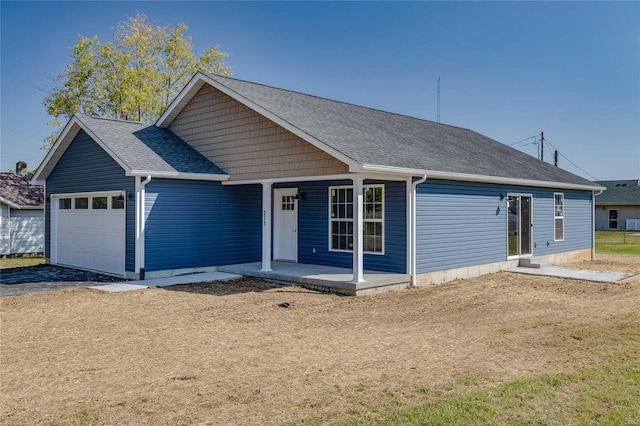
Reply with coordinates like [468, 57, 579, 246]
[261, 181, 273, 272]
[350, 176, 365, 283]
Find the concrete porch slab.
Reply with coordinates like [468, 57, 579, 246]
[91, 271, 243, 293]
[89, 283, 149, 293]
[218, 261, 410, 295]
[506, 266, 632, 283]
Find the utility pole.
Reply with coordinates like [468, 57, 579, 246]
[540, 131, 544, 161]
[554, 150, 559, 167]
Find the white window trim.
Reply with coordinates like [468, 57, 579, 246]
[328, 184, 385, 255]
[554, 192, 565, 242]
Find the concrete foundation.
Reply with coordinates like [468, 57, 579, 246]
[415, 248, 592, 287]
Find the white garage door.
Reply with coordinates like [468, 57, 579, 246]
[54, 192, 125, 276]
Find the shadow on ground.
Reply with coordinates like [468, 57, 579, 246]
[161, 277, 310, 297]
[0, 264, 122, 285]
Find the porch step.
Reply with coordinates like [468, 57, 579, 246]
[519, 257, 552, 269]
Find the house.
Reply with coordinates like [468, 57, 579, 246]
[0, 173, 45, 256]
[32, 72, 604, 293]
[594, 180, 640, 231]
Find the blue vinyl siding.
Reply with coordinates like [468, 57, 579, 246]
[46, 130, 136, 271]
[415, 180, 592, 273]
[144, 180, 261, 271]
[531, 190, 593, 255]
[279, 179, 406, 273]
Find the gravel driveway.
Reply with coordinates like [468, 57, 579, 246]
[0, 265, 123, 296]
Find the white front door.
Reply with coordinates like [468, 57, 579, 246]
[273, 188, 298, 262]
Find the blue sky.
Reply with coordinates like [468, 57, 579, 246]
[1, 1, 639, 181]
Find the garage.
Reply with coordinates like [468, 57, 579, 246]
[52, 191, 125, 276]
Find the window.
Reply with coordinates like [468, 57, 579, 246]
[609, 209, 618, 230]
[364, 186, 383, 252]
[330, 187, 353, 251]
[281, 195, 296, 211]
[59, 198, 71, 209]
[92, 197, 107, 209]
[112, 196, 125, 209]
[554, 193, 564, 241]
[74, 197, 88, 209]
[329, 185, 384, 253]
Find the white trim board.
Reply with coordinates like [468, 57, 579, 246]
[0, 196, 44, 210]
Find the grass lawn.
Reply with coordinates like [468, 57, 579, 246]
[0, 256, 44, 269]
[596, 231, 640, 255]
[339, 337, 640, 425]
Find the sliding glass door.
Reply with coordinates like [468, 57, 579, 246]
[507, 195, 532, 257]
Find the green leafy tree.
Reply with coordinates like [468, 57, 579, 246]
[42, 13, 231, 149]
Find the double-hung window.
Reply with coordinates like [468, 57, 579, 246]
[554, 193, 564, 241]
[329, 185, 384, 254]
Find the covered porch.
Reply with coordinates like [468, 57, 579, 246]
[222, 172, 421, 290]
[218, 261, 411, 296]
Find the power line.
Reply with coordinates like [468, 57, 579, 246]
[509, 135, 538, 147]
[544, 139, 600, 181]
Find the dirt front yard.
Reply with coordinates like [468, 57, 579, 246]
[1, 254, 639, 425]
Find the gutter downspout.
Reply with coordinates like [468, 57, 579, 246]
[137, 175, 152, 279]
[7, 206, 11, 255]
[410, 174, 428, 287]
[592, 188, 604, 261]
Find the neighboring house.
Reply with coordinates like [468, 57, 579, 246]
[0, 173, 45, 256]
[594, 180, 640, 231]
[32, 72, 603, 290]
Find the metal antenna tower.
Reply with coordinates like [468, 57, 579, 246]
[437, 77, 440, 123]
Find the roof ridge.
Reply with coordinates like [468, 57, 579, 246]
[204, 72, 473, 133]
[77, 114, 149, 126]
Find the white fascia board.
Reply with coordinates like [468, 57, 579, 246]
[157, 72, 360, 170]
[0, 197, 21, 209]
[360, 164, 603, 191]
[358, 164, 430, 176]
[222, 172, 417, 186]
[427, 170, 604, 191]
[129, 171, 230, 182]
[222, 174, 356, 186]
[0, 196, 43, 210]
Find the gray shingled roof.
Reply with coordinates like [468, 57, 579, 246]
[0, 173, 44, 207]
[205, 73, 597, 188]
[594, 180, 640, 206]
[77, 116, 226, 176]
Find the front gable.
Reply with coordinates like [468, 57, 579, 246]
[167, 83, 350, 182]
[45, 129, 136, 272]
[48, 129, 129, 187]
